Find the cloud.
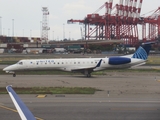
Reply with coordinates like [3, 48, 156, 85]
[63, 0, 92, 17]
[50, 14, 59, 21]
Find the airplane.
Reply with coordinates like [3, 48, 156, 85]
[6, 85, 36, 120]
[3, 42, 152, 77]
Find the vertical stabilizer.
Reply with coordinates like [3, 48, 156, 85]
[132, 44, 151, 60]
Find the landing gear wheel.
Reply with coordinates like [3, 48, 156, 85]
[87, 74, 91, 78]
[13, 73, 16, 77]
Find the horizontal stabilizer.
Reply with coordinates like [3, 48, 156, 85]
[131, 62, 146, 68]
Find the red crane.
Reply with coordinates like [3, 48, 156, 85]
[67, 0, 160, 46]
[139, 7, 160, 42]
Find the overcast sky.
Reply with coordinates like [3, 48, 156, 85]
[0, 0, 159, 40]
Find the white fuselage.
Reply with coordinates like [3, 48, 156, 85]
[3, 44, 151, 77]
[3, 57, 145, 73]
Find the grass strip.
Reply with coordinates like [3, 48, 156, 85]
[0, 69, 160, 75]
[0, 61, 16, 65]
[0, 87, 101, 94]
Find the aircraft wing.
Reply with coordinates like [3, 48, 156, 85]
[71, 59, 102, 71]
[6, 85, 36, 120]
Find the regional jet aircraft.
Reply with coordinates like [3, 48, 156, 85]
[6, 85, 36, 120]
[3, 43, 152, 77]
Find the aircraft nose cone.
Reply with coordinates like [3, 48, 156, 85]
[3, 65, 12, 71]
[3, 64, 17, 72]
[3, 67, 7, 71]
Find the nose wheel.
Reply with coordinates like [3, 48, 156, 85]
[13, 73, 16, 77]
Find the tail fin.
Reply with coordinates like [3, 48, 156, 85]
[132, 43, 151, 60]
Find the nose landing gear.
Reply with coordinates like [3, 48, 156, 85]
[86, 73, 91, 78]
[13, 73, 16, 77]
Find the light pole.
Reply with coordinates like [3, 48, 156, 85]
[40, 21, 42, 40]
[0, 16, 2, 36]
[53, 31, 54, 40]
[8, 28, 10, 36]
[63, 23, 65, 40]
[3, 28, 5, 35]
[23, 29, 24, 37]
[69, 31, 71, 40]
[11, 19, 14, 42]
[12, 19, 14, 37]
[30, 30, 32, 38]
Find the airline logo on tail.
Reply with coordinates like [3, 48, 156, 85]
[132, 46, 148, 60]
[132, 44, 151, 60]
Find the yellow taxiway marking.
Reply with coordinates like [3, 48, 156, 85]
[152, 67, 160, 70]
[0, 105, 17, 112]
[35, 117, 44, 120]
[0, 105, 44, 120]
[37, 94, 46, 98]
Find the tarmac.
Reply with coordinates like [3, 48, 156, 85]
[0, 52, 160, 120]
[0, 72, 160, 119]
[1, 72, 160, 96]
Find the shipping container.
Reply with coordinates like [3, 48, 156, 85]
[0, 44, 7, 47]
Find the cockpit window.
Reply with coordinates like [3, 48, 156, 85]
[18, 62, 23, 65]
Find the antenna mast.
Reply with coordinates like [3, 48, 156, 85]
[41, 7, 49, 44]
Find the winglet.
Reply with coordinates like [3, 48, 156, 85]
[96, 59, 102, 67]
[6, 85, 36, 120]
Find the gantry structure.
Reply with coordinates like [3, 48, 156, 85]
[68, 0, 160, 46]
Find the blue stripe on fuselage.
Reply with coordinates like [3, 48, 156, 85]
[108, 57, 131, 65]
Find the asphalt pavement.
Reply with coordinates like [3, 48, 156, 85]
[0, 73, 160, 119]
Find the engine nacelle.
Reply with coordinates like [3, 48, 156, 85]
[108, 57, 131, 65]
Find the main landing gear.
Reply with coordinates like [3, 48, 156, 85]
[13, 73, 16, 77]
[83, 69, 92, 78]
[86, 74, 91, 78]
